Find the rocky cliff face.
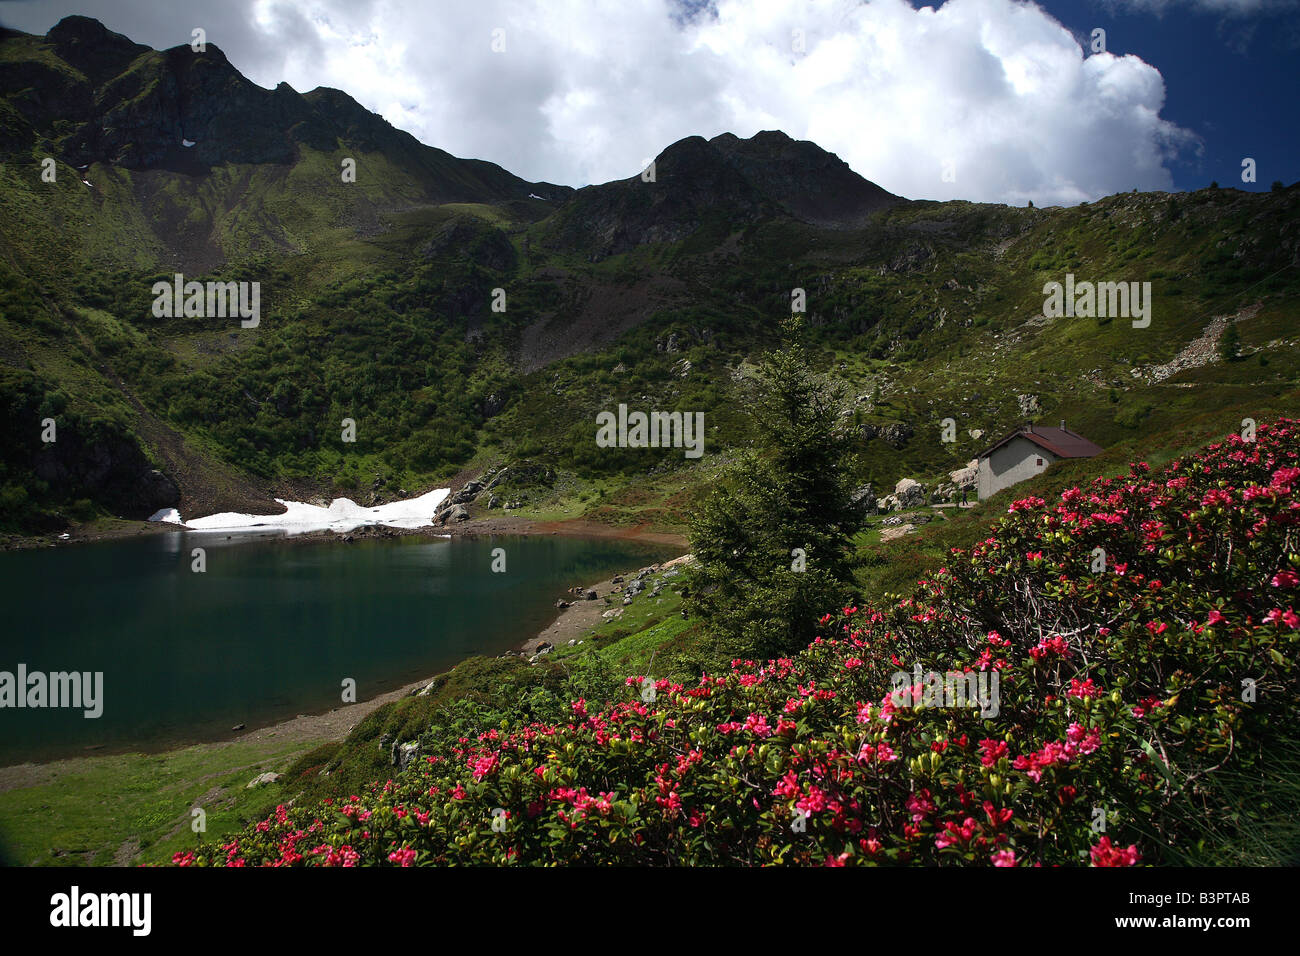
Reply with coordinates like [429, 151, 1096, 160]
[1, 368, 179, 527]
[33, 432, 179, 520]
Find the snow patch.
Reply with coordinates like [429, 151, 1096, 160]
[151, 488, 450, 535]
[182, 138, 196, 147]
[528, 193, 544, 200]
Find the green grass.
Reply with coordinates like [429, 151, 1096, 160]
[0, 738, 324, 867]
[597, 615, 694, 671]
[1144, 742, 1300, 866]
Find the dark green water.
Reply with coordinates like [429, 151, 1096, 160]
[0, 532, 677, 764]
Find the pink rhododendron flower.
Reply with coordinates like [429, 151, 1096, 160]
[1068, 677, 1102, 699]
[744, 713, 773, 738]
[906, 789, 935, 822]
[1090, 837, 1141, 867]
[387, 847, 417, 867]
[980, 739, 1008, 767]
[1263, 607, 1300, 629]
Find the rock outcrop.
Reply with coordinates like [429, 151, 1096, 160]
[860, 421, 914, 445]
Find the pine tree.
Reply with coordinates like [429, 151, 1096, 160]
[1219, 319, 1241, 363]
[684, 321, 863, 660]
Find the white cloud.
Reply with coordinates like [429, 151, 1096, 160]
[1, 0, 1202, 204]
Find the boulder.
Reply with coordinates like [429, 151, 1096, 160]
[851, 484, 877, 514]
[437, 503, 470, 524]
[246, 772, 282, 789]
[391, 741, 421, 770]
[451, 480, 483, 504]
[893, 478, 926, 508]
[949, 462, 978, 489]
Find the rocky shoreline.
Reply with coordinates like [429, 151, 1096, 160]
[511, 553, 692, 658]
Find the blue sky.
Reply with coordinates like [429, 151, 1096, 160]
[1039, 0, 1298, 193]
[1, 0, 1295, 203]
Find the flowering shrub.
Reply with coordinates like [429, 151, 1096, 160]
[176, 421, 1300, 867]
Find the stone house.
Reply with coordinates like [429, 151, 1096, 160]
[976, 422, 1102, 500]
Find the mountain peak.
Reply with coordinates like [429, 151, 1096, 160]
[710, 129, 792, 148]
[0, 19, 568, 207]
[545, 128, 902, 258]
[46, 15, 150, 84]
[706, 130, 897, 227]
[47, 14, 126, 43]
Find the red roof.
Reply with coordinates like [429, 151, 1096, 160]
[978, 425, 1102, 461]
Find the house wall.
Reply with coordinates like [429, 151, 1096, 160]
[978, 437, 1056, 499]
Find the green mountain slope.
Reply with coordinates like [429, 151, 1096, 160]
[0, 16, 1296, 535]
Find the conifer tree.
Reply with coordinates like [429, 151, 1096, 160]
[684, 321, 863, 659]
[1220, 319, 1241, 363]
